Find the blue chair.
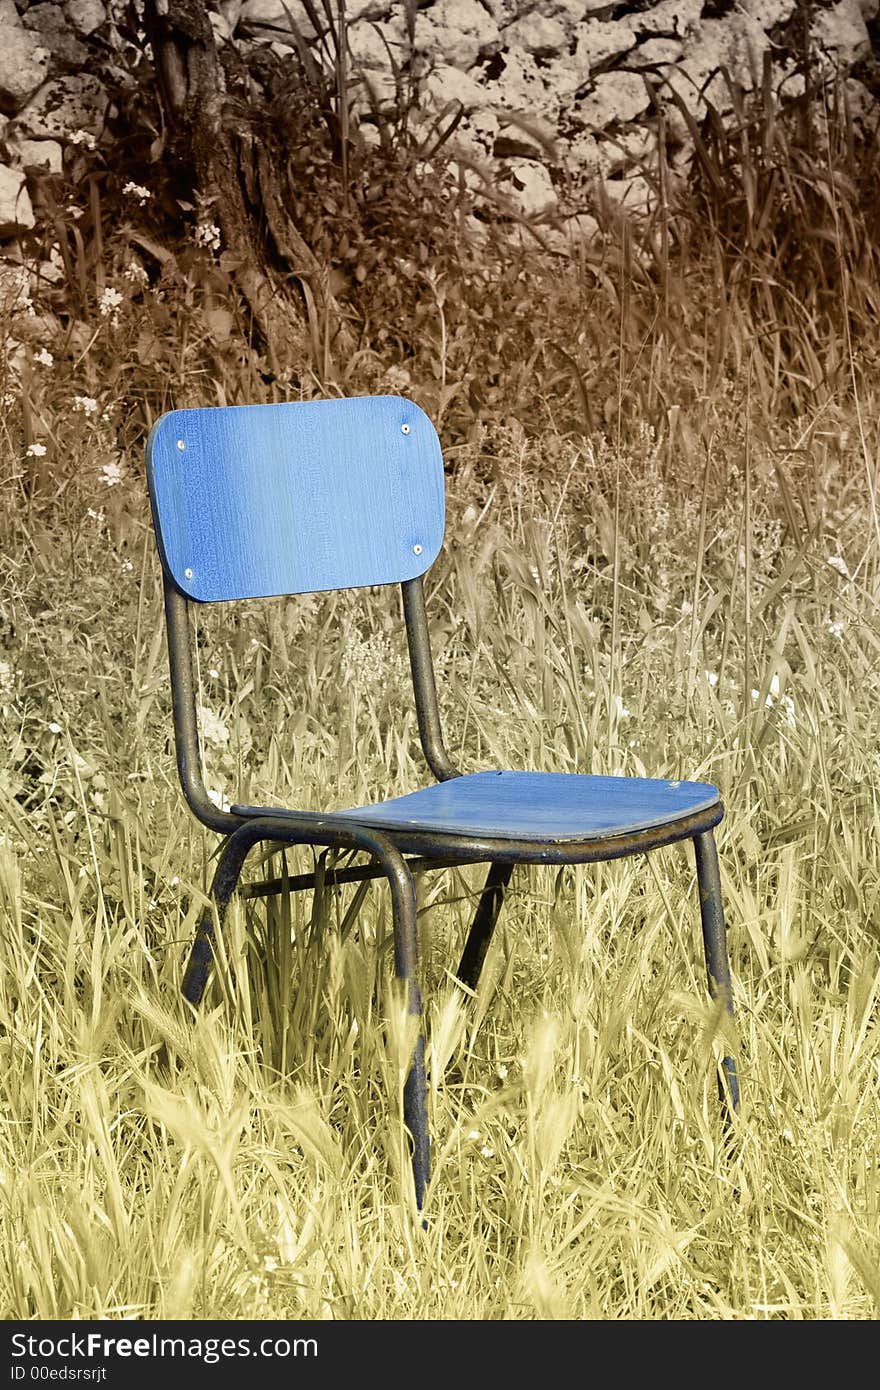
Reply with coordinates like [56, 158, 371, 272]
[146, 396, 739, 1212]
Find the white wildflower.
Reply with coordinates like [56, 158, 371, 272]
[98, 286, 124, 322]
[66, 205, 84, 220]
[123, 262, 149, 287]
[207, 788, 231, 811]
[123, 181, 152, 204]
[48, 722, 61, 734]
[0, 662, 12, 695]
[99, 460, 125, 487]
[121, 559, 134, 573]
[69, 130, 97, 150]
[74, 395, 99, 416]
[467, 1129, 480, 1141]
[613, 694, 630, 719]
[705, 670, 718, 687]
[33, 348, 54, 367]
[25, 442, 47, 457]
[827, 620, 845, 639]
[480, 1145, 494, 1159]
[340, 631, 404, 687]
[87, 507, 105, 524]
[195, 222, 221, 252]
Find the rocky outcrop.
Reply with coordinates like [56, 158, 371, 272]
[0, 0, 876, 260]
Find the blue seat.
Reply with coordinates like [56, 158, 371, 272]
[146, 396, 739, 1215]
[241, 771, 720, 845]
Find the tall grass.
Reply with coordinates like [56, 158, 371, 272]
[1, 48, 880, 1319]
[1, 391, 880, 1317]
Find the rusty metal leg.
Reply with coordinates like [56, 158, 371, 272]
[179, 815, 430, 1213]
[381, 849, 430, 1212]
[182, 827, 260, 1006]
[456, 861, 513, 990]
[693, 830, 740, 1112]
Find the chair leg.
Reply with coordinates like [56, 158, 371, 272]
[381, 849, 430, 1212]
[181, 829, 258, 1005]
[180, 817, 430, 1212]
[456, 861, 513, 990]
[693, 830, 740, 1111]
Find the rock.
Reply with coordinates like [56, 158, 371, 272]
[15, 73, 108, 139]
[603, 171, 655, 216]
[218, 0, 244, 30]
[543, 0, 613, 28]
[346, 0, 393, 18]
[501, 13, 568, 57]
[0, 168, 36, 236]
[64, 0, 106, 35]
[495, 110, 558, 158]
[658, 17, 768, 120]
[12, 137, 64, 172]
[573, 20, 638, 79]
[348, 16, 409, 70]
[631, 0, 703, 37]
[812, 0, 871, 65]
[209, 10, 234, 41]
[0, 15, 51, 113]
[239, 0, 319, 40]
[445, 109, 500, 159]
[350, 67, 401, 114]
[23, 5, 90, 67]
[414, 0, 501, 70]
[578, 71, 650, 128]
[738, 0, 798, 27]
[568, 128, 604, 176]
[478, 0, 523, 24]
[421, 64, 489, 112]
[842, 75, 880, 135]
[630, 37, 685, 68]
[450, 105, 497, 159]
[481, 49, 560, 122]
[504, 158, 557, 216]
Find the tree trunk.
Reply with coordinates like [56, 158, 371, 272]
[143, 0, 350, 376]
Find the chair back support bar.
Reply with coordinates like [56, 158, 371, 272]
[146, 397, 445, 603]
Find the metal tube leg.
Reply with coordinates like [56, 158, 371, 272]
[693, 830, 740, 1111]
[383, 851, 430, 1211]
[181, 829, 257, 1006]
[178, 815, 431, 1212]
[456, 861, 513, 990]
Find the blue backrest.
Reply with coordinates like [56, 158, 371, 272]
[146, 397, 446, 602]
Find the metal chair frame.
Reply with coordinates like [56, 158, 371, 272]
[161, 565, 739, 1212]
